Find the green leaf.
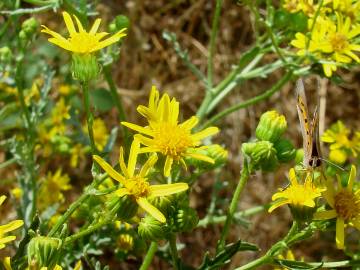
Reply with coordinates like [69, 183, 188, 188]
[90, 88, 115, 112]
[198, 240, 259, 270]
[0, 102, 22, 131]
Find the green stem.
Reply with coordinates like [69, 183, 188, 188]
[234, 221, 298, 270]
[81, 82, 98, 155]
[201, 71, 293, 129]
[207, 0, 223, 90]
[0, 158, 16, 170]
[22, 0, 56, 5]
[217, 160, 250, 252]
[169, 234, 179, 270]
[103, 65, 130, 145]
[198, 204, 268, 227]
[48, 176, 105, 237]
[139, 242, 158, 270]
[64, 218, 110, 244]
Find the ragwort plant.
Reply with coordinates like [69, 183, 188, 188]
[0, 0, 360, 269]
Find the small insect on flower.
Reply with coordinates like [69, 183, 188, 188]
[314, 165, 360, 249]
[41, 12, 127, 54]
[122, 86, 219, 176]
[93, 139, 189, 223]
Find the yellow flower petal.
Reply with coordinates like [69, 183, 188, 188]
[136, 197, 166, 223]
[164, 156, 173, 177]
[191, 127, 219, 142]
[0, 220, 23, 233]
[139, 154, 158, 177]
[3, 257, 12, 270]
[119, 147, 130, 178]
[0, 196, 6, 206]
[347, 165, 356, 191]
[149, 183, 189, 197]
[268, 199, 289, 213]
[62, 11, 76, 35]
[128, 140, 140, 177]
[121, 122, 153, 136]
[114, 188, 131, 198]
[336, 218, 345, 249]
[185, 152, 214, 164]
[313, 209, 337, 220]
[93, 155, 125, 184]
[89, 18, 102, 35]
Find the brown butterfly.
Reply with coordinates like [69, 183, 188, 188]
[296, 78, 322, 170]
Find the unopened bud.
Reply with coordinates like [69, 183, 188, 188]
[138, 216, 165, 241]
[71, 53, 100, 82]
[256, 110, 287, 143]
[27, 236, 62, 270]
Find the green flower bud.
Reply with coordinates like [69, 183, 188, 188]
[22, 17, 39, 37]
[242, 141, 278, 171]
[185, 144, 228, 170]
[71, 53, 100, 82]
[174, 206, 199, 232]
[115, 195, 139, 221]
[27, 236, 62, 270]
[138, 216, 165, 241]
[0, 47, 12, 64]
[109, 15, 130, 33]
[274, 138, 296, 163]
[255, 110, 287, 143]
[147, 196, 172, 216]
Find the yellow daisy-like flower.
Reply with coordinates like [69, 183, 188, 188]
[0, 196, 23, 249]
[322, 120, 359, 163]
[325, 0, 360, 21]
[93, 139, 189, 223]
[41, 12, 127, 54]
[268, 168, 325, 213]
[314, 165, 360, 249]
[283, 0, 316, 16]
[291, 14, 360, 76]
[3, 258, 81, 270]
[38, 169, 72, 211]
[121, 86, 219, 176]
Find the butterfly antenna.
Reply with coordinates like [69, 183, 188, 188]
[319, 157, 346, 171]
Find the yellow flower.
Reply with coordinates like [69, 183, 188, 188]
[325, 0, 360, 21]
[291, 14, 360, 76]
[3, 258, 81, 270]
[59, 84, 72, 96]
[122, 86, 219, 176]
[38, 169, 72, 211]
[117, 234, 134, 252]
[83, 118, 109, 151]
[70, 143, 88, 168]
[322, 120, 359, 163]
[51, 98, 70, 127]
[41, 11, 127, 54]
[0, 196, 23, 249]
[314, 165, 360, 249]
[93, 139, 189, 222]
[269, 168, 325, 213]
[283, 0, 316, 16]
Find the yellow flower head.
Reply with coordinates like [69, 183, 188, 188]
[0, 196, 23, 249]
[38, 169, 72, 211]
[322, 120, 359, 163]
[93, 140, 189, 223]
[283, 0, 316, 16]
[122, 86, 219, 176]
[41, 12, 127, 54]
[314, 165, 360, 249]
[291, 13, 360, 76]
[269, 168, 325, 213]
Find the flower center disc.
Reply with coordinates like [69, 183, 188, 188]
[334, 190, 360, 220]
[330, 33, 348, 51]
[125, 176, 150, 198]
[69, 33, 99, 53]
[153, 122, 192, 160]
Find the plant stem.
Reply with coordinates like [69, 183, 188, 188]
[217, 160, 250, 252]
[198, 204, 268, 227]
[169, 234, 179, 270]
[207, 0, 223, 90]
[139, 242, 158, 270]
[201, 71, 293, 129]
[234, 221, 299, 270]
[48, 175, 105, 237]
[103, 65, 130, 146]
[81, 81, 98, 155]
[65, 218, 111, 244]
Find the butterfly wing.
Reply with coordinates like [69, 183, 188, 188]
[296, 79, 312, 168]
